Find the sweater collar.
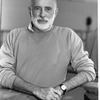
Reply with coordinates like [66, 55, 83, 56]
[28, 22, 34, 33]
[28, 22, 54, 33]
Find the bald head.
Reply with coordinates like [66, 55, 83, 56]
[30, 0, 58, 10]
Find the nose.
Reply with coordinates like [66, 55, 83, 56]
[40, 8, 46, 18]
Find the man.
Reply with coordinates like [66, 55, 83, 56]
[0, 0, 96, 100]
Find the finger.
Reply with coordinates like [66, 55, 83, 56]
[52, 89, 62, 97]
[53, 93, 61, 100]
[47, 94, 57, 100]
[49, 90, 61, 100]
[50, 88, 62, 96]
[52, 97, 57, 100]
[46, 96, 51, 100]
[34, 91, 45, 100]
[47, 94, 53, 100]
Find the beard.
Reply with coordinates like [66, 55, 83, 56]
[31, 12, 56, 31]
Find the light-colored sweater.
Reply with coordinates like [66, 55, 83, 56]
[0, 26, 96, 88]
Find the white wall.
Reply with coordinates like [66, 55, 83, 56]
[1, 0, 97, 31]
[55, 0, 97, 30]
[1, 0, 30, 30]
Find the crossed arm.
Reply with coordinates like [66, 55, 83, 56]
[12, 69, 96, 100]
[0, 30, 96, 100]
[0, 63, 95, 100]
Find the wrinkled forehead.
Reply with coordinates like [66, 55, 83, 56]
[30, 0, 57, 9]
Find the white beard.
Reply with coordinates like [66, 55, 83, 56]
[31, 12, 56, 31]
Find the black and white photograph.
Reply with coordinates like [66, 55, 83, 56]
[0, 0, 98, 100]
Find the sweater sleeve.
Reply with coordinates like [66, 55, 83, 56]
[69, 29, 96, 81]
[0, 30, 16, 88]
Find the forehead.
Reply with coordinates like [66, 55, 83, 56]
[31, 0, 56, 8]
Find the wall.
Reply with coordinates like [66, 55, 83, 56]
[1, 0, 30, 30]
[1, 0, 97, 31]
[55, 0, 97, 30]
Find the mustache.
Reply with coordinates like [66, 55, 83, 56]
[35, 17, 49, 21]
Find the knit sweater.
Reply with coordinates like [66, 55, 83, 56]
[0, 26, 96, 88]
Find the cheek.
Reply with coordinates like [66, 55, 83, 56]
[32, 11, 40, 18]
[47, 12, 54, 19]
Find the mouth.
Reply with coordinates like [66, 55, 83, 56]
[38, 19, 48, 24]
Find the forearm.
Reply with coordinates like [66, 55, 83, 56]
[63, 71, 93, 92]
[0, 68, 61, 100]
[12, 76, 40, 96]
[13, 76, 62, 100]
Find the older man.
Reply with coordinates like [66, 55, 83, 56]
[0, 0, 96, 100]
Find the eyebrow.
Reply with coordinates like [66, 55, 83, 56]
[45, 6, 52, 8]
[33, 6, 53, 9]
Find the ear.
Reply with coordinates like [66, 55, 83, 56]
[55, 8, 58, 17]
[28, 7, 31, 17]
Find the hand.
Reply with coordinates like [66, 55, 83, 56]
[54, 86, 64, 96]
[33, 87, 62, 100]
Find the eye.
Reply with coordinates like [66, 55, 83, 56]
[45, 7, 52, 11]
[34, 6, 41, 11]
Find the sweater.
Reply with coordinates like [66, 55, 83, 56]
[0, 25, 96, 88]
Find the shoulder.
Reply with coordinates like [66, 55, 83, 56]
[9, 27, 27, 36]
[5, 27, 28, 45]
[54, 26, 79, 40]
[54, 26, 82, 47]
[54, 26, 76, 35]
[7, 27, 28, 40]
[54, 26, 71, 34]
